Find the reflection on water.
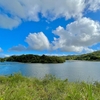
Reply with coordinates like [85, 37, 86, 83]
[0, 61, 100, 82]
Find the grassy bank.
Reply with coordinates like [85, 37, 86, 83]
[0, 73, 100, 100]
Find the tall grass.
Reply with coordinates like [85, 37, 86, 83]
[0, 73, 100, 100]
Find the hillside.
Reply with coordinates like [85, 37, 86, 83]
[66, 50, 100, 61]
[4, 54, 66, 63]
[1, 51, 100, 63]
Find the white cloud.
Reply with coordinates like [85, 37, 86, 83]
[1, 0, 98, 29]
[8, 44, 27, 52]
[82, 48, 94, 53]
[0, 54, 10, 58]
[0, 0, 100, 29]
[7, 17, 100, 53]
[1, 0, 100, 53]
[87, 0, 100, 11]
[0, 0, 26, 18]
[0, 14, 21, 29]
[0, 48, 3, 52]
[45, 53, 67, 56]
[25, 32, 50, 50]
[40, 0, 85, 20]
[52, 17, 100, 52]
[8, 17, 100, 53]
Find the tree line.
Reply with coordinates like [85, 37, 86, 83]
[1, 50, 100, 63]
[0, 54, 66, 63]
[65, 50, 100, 61]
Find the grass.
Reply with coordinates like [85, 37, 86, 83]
[0, 73, 100, 100]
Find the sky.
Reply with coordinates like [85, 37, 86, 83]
[0, 0, 100, 57]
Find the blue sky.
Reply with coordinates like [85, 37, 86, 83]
[0, 0, 100, 57]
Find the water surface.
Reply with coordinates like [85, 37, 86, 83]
[0, 61, 100, 82]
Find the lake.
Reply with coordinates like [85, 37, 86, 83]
[0, 60, 100, 82]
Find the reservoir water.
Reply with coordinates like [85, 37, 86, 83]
[0, 60, 100, 82]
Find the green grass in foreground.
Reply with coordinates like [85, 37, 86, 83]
[0, 73, 100, 100]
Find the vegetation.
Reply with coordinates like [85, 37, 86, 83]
[1, 50, 100, 63]
[0, 73, 100, 100]
[0, 58, 5, 62]
[66, 50, 100, 61]
[5, 54, 66, 63]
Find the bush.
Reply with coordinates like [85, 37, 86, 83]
[0, 73, 100, 100]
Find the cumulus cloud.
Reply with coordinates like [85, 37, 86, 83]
[1, 0, 100, 53]
[87, 0, 100, 11]
[8, 17, 100, 53]
[0, 48, 3, 52]
[45, 53, 67, 56]
[25, 32, 50, 50]
[0, 0, 85, 20]
[0, 0, 26, 18]
[1, 0, 100, 29]
[8, 44, 27, 52]
[0, 14, 21, 29]
[39, 0, 85, 20]
[52, 17, 100, 52]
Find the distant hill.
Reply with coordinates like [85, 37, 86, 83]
[4, 54, 66, 63]
[1, 50, 100, 63]
[66, 50, 100, 61]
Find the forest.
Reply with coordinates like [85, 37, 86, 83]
[66, 50, 100, 61]
[1, 54, 66, 63]
[1, 50, 100, 63]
